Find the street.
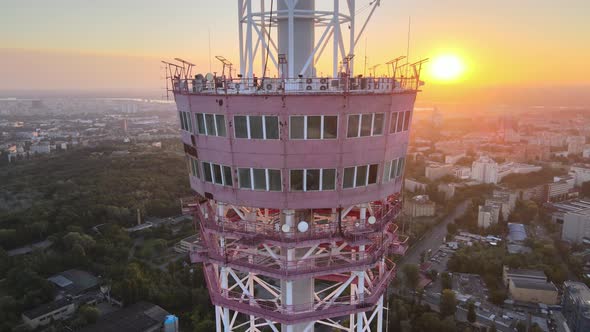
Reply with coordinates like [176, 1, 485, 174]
[401, 200, 470, 265]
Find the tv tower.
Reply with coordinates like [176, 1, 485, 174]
[167, 1, 426, 331]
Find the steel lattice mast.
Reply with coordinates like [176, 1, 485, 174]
[167, 1, 426, 331]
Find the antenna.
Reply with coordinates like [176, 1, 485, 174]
[405, 16, 411, 78]
[364, 37, 368, 77]
[208, 27, 212, 73]
[173, 58, 195, 80]
[215, 56, 233, 79]
[369, 64, 381, 77]
[386, 56, 406, 80]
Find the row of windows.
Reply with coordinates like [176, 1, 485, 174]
[202, 161, 233, 186]
[235, 115, 279, 139]
[343, 164, 379, 189]
[382, 157, 405, 183]
[289, 115, 338, 140]
[188, 161, 404, 191]
[238, 168, 282, 191]
[290, 169, 336, 191]
[181, 112, 412, 139]
[347, 113, 385, 138]
[390, 110, 411, 134]
[196, 113, 227, 137]
[179, 111, 193, 132]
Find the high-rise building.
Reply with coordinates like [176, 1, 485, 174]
[562, 281, 590, 332]
[568, 136, 586, 155]
[471, 156, 499, 184]
[168, 1, 425, 331]
[562, 208, 590, 244]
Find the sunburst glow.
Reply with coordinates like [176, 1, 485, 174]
[430, 54, 465, 81]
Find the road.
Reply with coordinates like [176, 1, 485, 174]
[401, 200, 470, 265]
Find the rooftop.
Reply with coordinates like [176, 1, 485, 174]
[564, 281, 590, 315]
[550, 199, 590, 214]
[22, 297, 74, 320]
[511, 278, 557, 292]
[79, 302, 169, 332]
[48, 269, 99, 296]
[505, 267, 547, 280]
[507, 223, 527, 242]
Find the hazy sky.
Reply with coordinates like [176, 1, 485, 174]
[1, 0, 589, 104]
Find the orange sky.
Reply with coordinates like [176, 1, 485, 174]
[0, 0, 588, 105]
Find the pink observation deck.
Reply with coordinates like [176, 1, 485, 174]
[168, 1, 426, 331]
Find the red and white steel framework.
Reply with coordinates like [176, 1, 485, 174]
[168, 1, 426, 331]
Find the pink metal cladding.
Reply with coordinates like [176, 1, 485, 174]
[176, 92, 415, 209]
[175, 69, 416, 330]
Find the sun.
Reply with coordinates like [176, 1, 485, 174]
[430, 54, 465, 82]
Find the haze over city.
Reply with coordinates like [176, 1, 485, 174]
[1, 0, 589, 105]
[2, 1, 590, 332]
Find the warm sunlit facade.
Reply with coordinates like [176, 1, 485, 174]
[169, 1, 425, 331]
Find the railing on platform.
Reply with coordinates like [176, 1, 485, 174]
[191, 224, 399, 278]
[194, 201, 402, 244]
[172, 75, 422, 96]
[202, 259, 396, 325]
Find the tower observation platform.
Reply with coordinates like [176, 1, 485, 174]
[167, 1, 426, 331]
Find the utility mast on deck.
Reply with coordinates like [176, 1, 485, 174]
[168, 1, 426, 331]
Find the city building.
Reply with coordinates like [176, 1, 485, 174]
[478, 204, 500, 229]
[405, 195, 436, 217]
[485, 190, 517, 220]
[562, 281, 590, 332]
[438, 182, 459, 200]
[506, 223, 530, 254]
[568, 136, 586, 155]
[562, 208, 590, 244]
[48, 269, 100, 297]
[471, 156, 499, 184]
[405, 178, 428, 193]
[22, 297, 77, 330]
[549, 199, 590, 224]
[444, 152, 466, 164]
[497, 162, 542, 181]
[174, 234, 201, 253]
[524, 144, 551, 162]
[168, 1, 418, 330]
[79, 302, 173, 332]
[22, 269, 100, 329]
[503, 266, 548, 286]
[508, 278, 559, 305]
[454, 166, 471, 180]
[571, 164, 590, 186]
[30, 141, 51, 154]
[546, 176, 576, 202]
[425, 162, 454, 181]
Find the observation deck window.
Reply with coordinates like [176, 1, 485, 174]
[383, 157, 405, 183]
[188, 157, 201, 179]
[179, 111, 193, 132]
[347, 113, 385, 138]
[343, 164, 379, 189]
[390, 110, 411, 134]
[290, 168, 336, 192]
[290, 115, 338, 140]
[238, 168, 282, 192]
[195, 113, 226, 137]
[202, 161, 233, 187]
[234, 115, 279, 139]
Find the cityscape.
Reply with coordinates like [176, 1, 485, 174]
[1, 1, 590, 332]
